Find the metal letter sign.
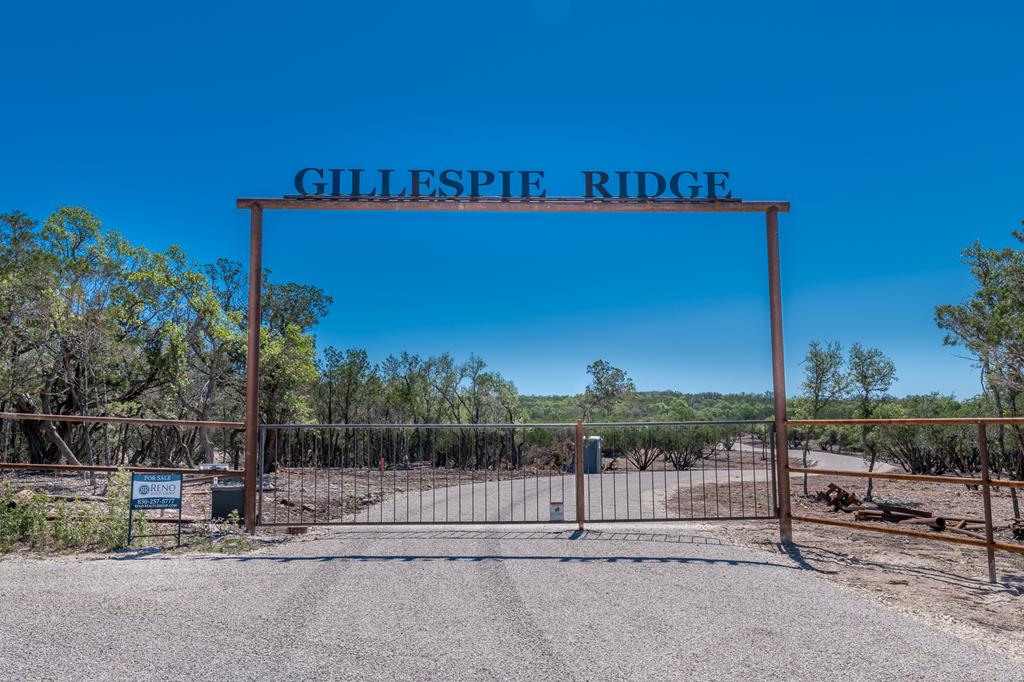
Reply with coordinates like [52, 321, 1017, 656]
[128, 472, 183, 547]
[291, 168, 735, 201]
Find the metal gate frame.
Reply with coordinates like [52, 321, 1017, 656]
[237, 195, 793, 539]
[254, 419, 779, 528]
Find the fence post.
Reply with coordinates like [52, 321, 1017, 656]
[766, 207, 793, 543]
[244, 203, 263, 534]
[575, 419, 585, 531]
[977, 422, 997, 583]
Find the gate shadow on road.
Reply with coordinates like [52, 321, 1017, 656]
[192, 529, 827, 572]
[206, 553, 806, 570]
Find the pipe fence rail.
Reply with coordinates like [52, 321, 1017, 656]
[0, 412, 245, 523]
[783, 417, 1024, 583]
[0, 411, 243, 471]
[256, 420, 779, 527]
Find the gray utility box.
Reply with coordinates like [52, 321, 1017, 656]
[211, 483, 245, 520]
[583, 436, 602, 474]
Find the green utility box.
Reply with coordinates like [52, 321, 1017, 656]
[211, 484, 245, 520]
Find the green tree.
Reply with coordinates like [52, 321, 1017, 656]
[936, 237, 1024, 516]
[581, 359, 635, 420]
[847, 343, 897, 500]
[797, 341, 846, 495]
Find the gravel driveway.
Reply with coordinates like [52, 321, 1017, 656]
[0, 524, 1017, 681]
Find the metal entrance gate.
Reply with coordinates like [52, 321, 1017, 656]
[256, 421, 777, 527]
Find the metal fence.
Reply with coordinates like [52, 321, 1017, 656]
[256, 421, 778, 526]
[785, 417, 1024, 583]
[0, 412, 244, 469]
[0, 412, 245, 524]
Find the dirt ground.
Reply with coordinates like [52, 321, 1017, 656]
[705, 474, 1024, 658]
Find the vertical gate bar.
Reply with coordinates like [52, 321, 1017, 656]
[701, 443, 708, 518]
[687, 433, 694, 518]
[393, 432, 397, 523]
[586, 430, 592, 521]
[285, 433, 291, 526]
[522, 452, 527, 521]
[613, 441, 618, 520]
[445, 434, 450, 523]
[471, 431, 476, 523]
[299, 430, 305, 525]
[244, 203, 263, 533]
[312, 429, 318, 524]
[675, 447, 681, 520]
[618, 436, 626, 516]
[650, 466, 655, 519]
[257, 426, 265, 524]
[272, 430, 279, 524]
[575, 419, 585, 530]
[457, 436, 462, 522]
[523, 449, 527, 522]
[977, 422, 998, 583]
[713, 443, 720, 518]
[344, 428, 348, 522]
[750, 425, 758, 517]
[367, 432, 371, 523]
[547, 451, 551, 522]
[664, 448, 670, 519]
[768, 426, 779, 517]
[726, 434, 733, 517]
[637, 452, 643, 518]
[766, 207, 794, 542]
[324, 429, 330, 522]
[308, 431, 313, 522]
[536, 456, 540, 522]
[737, 427, 745, 517]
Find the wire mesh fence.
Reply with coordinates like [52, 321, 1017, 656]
[256, 421, 778, 525]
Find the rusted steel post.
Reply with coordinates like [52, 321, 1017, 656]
[977, 422, 997, 583]
[575, 419, 585, 531]
[244, 203, 263, 534]
[766, 207, 793, 543]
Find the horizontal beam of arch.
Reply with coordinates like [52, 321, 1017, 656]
[237, 196, 789, 213]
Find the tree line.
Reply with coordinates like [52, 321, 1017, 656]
[2, 206, 1023, 499]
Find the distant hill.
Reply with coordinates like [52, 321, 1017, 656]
[519, 391, 775, 423]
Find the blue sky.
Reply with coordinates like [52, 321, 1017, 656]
[2, 1, 1021, 398]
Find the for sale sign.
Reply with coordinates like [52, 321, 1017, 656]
[130, 473, 182, 510]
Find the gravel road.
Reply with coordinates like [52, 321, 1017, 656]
[0, 524, 1017, 681]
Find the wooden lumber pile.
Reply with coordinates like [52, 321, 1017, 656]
[815, 483, 991, 538]
[816, 483, 861, 511]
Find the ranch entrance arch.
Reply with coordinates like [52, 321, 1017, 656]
[236, 195, 793, 540]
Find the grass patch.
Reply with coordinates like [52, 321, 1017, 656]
[1, 468, 149, 553]
[1, 470, 257, 555]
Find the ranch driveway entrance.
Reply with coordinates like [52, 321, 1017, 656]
[0, 525, 1016, 681]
